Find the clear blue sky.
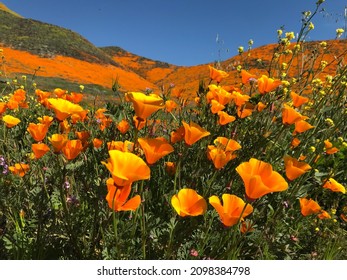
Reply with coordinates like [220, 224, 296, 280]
[2, 0, 346, 66]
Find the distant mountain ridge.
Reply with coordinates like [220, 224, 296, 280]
[1, 2, 347, 98]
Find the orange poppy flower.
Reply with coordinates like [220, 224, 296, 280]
[53, 88, 67, 98]
[237, 105, 253, 119]
[165, 100, 178, 113]
[241, 69, 257, 84]
[257, 102, 267, 112]
[171, 188, 207, 217]
[230, 91, 250, 107]
[318, 210, 331, 220]
[257, 75, 282, 94]
[283, 155, 311, 181]
[75, 131, 90, 143]
[208, 65, 229, 83]
[102, 150, 150, 187]
[9, 163, 30, 177]
[138, 137, 174, 165]
[66, 92, 83, 104]
[209, 194, 253, 227]
[207, 148, 234, 169]
[71, 109, 89, 124]
[32, 143, 50, 159]
[207, 85, 233, 105]
[282, 104, 307, 125]
[27, 123, 49, 142]
[92, 138, 103, 149]
[62, 139, 84, 160]
[299, 198, 321, 216]
[2, 115, 21, 128]
[170, 126, 185, 143]
[126, 91, 164, 120]
[324, 140, 339, 154]
[236, 158, 288, 200]
[47, 98, 84, 121]
[182, 121, 210, 146]
[105, 178, 141, 212]
[290, 137, 301, 148]
[48, 133, 68, 153]
[107, 140, 134, 152]
[210, 100, 225, 114]
[59, 119, 71, 134]
[207, 137, 241, 169]
[293, 120, 314, 134]
[35, 89, 51, 106]
[290, 91, 309, 107]
[217, 111, 236, 125]
[37, 116, 53, 126]
[323, 178, 346, 194]
[0, 102, 7, 115]
[117, 119, 130, 134]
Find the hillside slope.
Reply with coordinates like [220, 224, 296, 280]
[1, 2, 347, 99]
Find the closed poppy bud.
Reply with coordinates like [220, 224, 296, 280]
[171, 188, 207, 217]
[27, 123, 49, 142]
[322, 178, 346, 194]
[236, 158, 288, 200]
[32, 143, 50, 159]
[126, 91, 164, 120]
[182, 121, 210, 146]
[283, 155, 311, 181]
[165, 162, 176, 176]
[299, 197, 321, 216]
[209, 66, 229, 83]
[62, 139, 84, 160]
[209, 194, 253, 227]
[2, 115, 21, 128]
[138, 137, 174, 165]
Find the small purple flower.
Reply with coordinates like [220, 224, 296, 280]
[0, 156, 9, 175]
[63, 180, 70, 189]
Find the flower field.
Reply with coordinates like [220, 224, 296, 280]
[0, 1, 346, 260]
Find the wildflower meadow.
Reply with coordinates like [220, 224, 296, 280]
[0, 0, 346, 260]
